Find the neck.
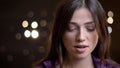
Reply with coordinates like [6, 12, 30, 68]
[63, 54, 94, 68]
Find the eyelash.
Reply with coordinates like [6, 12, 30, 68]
[86, 27, 95, 32]
[67, 26, 77, 31]
[67, 26, 95, 32]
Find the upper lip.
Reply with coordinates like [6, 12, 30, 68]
[74, 44, 88, 48]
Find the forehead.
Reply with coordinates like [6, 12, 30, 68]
[70, 7, 93, 24]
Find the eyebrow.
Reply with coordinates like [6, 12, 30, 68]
[69, 21, 94, 25]
[84, 21, 94, 25]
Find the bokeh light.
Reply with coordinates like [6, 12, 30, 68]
[7, 55, 14, 62]
[108, 11, 114, 17]
[108, 26, 112, 34]
[31, 21, 38, 29]
[23, 49, 29, 56]
[24, 30, 31, 38]
[107, 17, 113, 24]
[15, 33, 22, 40]
[22, 20, 29, 28]
[31, 30, 39, 39]
[40, 19, 47, 27]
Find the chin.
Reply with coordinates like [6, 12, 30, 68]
[75, 53, 91, 59]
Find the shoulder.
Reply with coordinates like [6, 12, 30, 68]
[106, 59, 120, 68]
[109, 65, 120, 68]
[106, 64, 120, 68]
[93, 56, 120, 68]
[35, 60, 53, 68]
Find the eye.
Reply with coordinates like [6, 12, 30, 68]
[85, 23, 96, 32]
[87, 26, 95, 32]
[67, 24, 77, 31]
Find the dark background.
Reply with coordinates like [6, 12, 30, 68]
[0, 0, 120, 68]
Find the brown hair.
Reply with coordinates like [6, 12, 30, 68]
[33, 0, 112, 68]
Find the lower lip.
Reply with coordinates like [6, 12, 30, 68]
[75, 47, 88, 53]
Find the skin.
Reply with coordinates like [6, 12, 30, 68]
[62, 7, 99, 68]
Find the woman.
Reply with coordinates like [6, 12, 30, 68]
[33, 0, 120, 68]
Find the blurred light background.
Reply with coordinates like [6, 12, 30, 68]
[0, 0, 120, 68]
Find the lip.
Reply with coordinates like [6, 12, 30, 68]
[74, 45, 88, 53]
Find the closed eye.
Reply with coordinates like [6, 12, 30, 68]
[86, 26, 95, 32]
[67, 22, 78, 31]
[85, 22, 96, 32]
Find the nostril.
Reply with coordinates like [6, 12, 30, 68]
[76, 36, 85, 42]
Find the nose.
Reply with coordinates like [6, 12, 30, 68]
[76, 28, 85, 42]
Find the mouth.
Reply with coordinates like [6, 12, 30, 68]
[74, 45, 88, 53]
[74, 45, 88, 48]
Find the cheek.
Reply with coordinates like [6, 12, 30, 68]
[88, 32, 98, 46]
[62, 32, 76, 47]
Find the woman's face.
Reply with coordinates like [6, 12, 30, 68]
[62, 7, 98, 59]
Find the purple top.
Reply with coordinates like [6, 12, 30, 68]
[35, 56, 120, 68]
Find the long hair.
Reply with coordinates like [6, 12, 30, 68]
[33, 0, 111, 68]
